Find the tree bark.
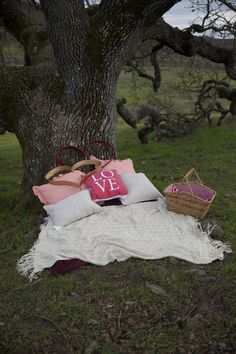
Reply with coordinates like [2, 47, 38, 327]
[0, 61, 119, 196]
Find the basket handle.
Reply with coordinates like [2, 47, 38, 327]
[72, 159, 102, 186]
[183, 168, 203, 200]
[45, 166, 81, 188]
[71, 159, 101, 172]
[48, 180, 81, 188]
[183, 168, 203, 185]
[45, 165, 72, 181]
[44, 160, 102, 188]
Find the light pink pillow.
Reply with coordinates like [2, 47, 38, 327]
[90, 155, 135, 174]
[84, 169, 128, 202]
[33, 170, 86, 205]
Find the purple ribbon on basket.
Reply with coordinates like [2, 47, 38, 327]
[171, 183, 214, 203]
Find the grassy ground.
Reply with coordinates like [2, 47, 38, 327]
[117, 63, 236, 116]
[0, 118, 236, 353]
[1, 43, 24, 65]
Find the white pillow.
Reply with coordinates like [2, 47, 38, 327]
[44, 189, 102, 227]
[120, 173, 163, 205]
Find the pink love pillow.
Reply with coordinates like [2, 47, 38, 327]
[90, 155, 135, 174]
[84, 169, 128, 202]
[33, 170, 86, 205]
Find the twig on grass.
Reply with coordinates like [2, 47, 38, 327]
[181, 304, 197, 322]
[175, 304, 197, 329]
[34, 314, 67, 341]
[163, 304, 197, 328]
[117, 309, 122, 336]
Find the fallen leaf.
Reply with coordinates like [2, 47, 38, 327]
[186, 314, 204, 329]
[87, 319, 100, 326]
[198, 301, 210, 314]
[124, 301, 136, 306]
[145, 282, 167, 296]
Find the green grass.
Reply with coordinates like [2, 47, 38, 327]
[0, 134, 22, 197]
[2, 43, 24, 65]
[1, 118, 236, 353]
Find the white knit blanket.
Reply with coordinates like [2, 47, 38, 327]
[17, 199, 231, 281]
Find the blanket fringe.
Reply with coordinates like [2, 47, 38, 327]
[16, 238, 41, 281]
[198, 221, 232, 255]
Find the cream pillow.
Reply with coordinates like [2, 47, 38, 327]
[120, 173, 163, 205]
[44, 189, 102, 227]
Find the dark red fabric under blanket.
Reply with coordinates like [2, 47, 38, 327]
[51, 198, 122, 276]
[51, 258, 89, 276]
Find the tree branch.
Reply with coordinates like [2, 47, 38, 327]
[99, 0, 181, 23]
[218, 0, 236, 12]
[194, 79, 236, 125]
[0, 0, 35, 45]
[0, 0, 50, 65]
[150, 45, 162, 91]
[116, 98, 137, 128]
[186, 23, 234, 36]
[84, 0, 91, 7]
[126, 58, 161, 92]
[145, 18, 236, 80]
[94, 0, 180, 67]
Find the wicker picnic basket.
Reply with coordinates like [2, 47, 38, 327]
[163, 168, 216, 218]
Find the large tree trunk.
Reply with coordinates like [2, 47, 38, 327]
[5, 62, 119, 196]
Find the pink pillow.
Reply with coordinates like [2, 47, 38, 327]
[33, 170, 86, 205]
[84, 169, 128, 202]
[90, 155, 135, 174]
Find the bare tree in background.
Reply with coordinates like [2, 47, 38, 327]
[126, 0, 236, 142]
[0, 0, 236, 201]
